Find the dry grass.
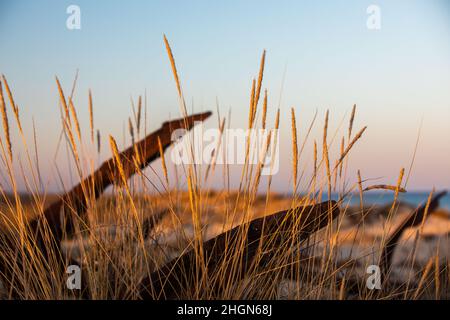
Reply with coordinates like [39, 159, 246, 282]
[0, 37, 448, 300]
[290, 108, 298, 193]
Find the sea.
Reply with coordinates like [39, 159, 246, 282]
[325, 191, 450, 210]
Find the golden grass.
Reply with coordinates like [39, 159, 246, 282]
[2, 75, 22, 135]
[88, 89, 94, 143]
[69, 98, 82, 143]
[291, 107, 298, 193]
[0, 80, 12, 162]
[157, 136, 169, 186]
[0, 37, 448, 301]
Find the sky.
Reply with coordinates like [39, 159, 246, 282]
[0, 0, 449, 193]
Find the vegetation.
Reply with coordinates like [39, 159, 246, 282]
[0, 36, 448, 300]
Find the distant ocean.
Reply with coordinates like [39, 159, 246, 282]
[324, 191, 450, 210]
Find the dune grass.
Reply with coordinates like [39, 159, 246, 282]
[0, 37, 448, 300]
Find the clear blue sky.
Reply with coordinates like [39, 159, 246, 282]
[0, 0, 449, 193]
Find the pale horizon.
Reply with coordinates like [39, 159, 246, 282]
[0, 0, 449, 193]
